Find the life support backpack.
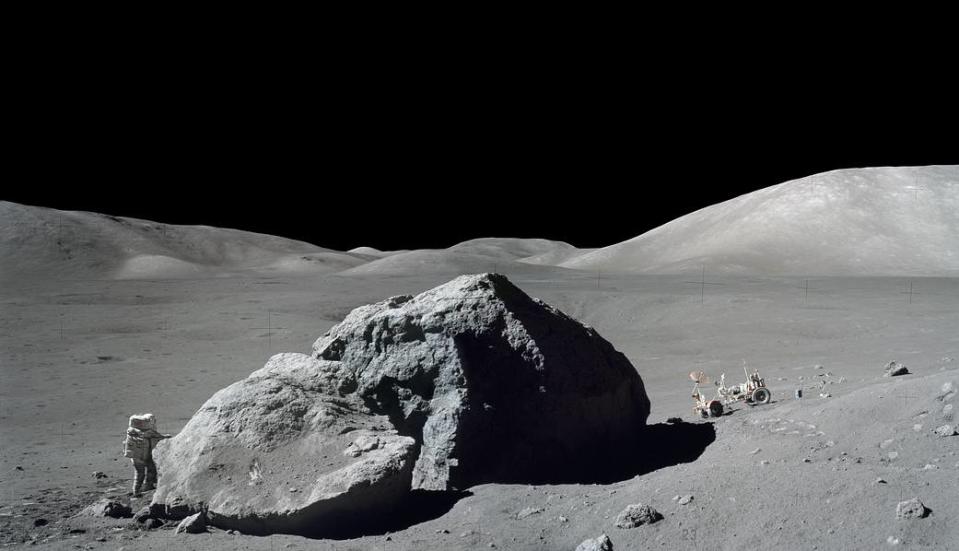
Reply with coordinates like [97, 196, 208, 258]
[123, 414, 156, 459]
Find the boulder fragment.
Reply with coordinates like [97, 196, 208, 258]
[576, 534, 613, 551]
[614, 503, 662, 528]
[132, 506, 152, 523]
[516, 507, 543, 519]
[884, 361, 909, 377]
[895, 498, 928, 519]
[175, 512, 206, 534]
[77, 499, 132, 519]
[933, 424, 956, 437]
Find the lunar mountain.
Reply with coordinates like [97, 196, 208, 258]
[563, 166, 959, 276]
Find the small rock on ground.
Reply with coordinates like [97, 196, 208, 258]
[933, 424, 956, 437]
[884, 361, 909, 377]
[576, 534, 613, 551]
[175, 512, 206, 534]
[77, 499, 132, 519]
[895, 498, 928, 520]
[614, 503, 662, 528]
[143, 518, 164, 530]
[132, 506, 152, 523]
[516, 506, 543, 519]
[677, 495, 693, 505]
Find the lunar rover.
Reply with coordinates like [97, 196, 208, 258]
[690, 363, 772, 418]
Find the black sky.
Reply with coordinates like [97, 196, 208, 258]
[6, 29, 957, 251]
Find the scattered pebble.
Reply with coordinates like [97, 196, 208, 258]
[895, 498, 928, 519]
[887, 535, 901, 546]
[175, 512, 207, 534]
[143, 518, 164, 530]
[133, 506, 152, 523]
[78, 499, 132, 519]
[677, 495, 693, 505]
[575, 534, 613, 551]
[614, 503, 662, 528]
[750, 448, 761, 455]
[802, 458, 811, 463]
[884, 361, 910, 377]
[933, 424, 956, 437]
[876, 477, 887, 484]
[558, 516, 569, 523]
[516, 506, 543, 519]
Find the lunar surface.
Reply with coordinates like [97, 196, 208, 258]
[1, 166, 957, 550]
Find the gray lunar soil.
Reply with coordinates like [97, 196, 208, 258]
[1, 167, 958, 550]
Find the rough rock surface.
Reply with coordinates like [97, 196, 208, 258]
[142, 518, 164, 530]
[175, 512, 206, 534]
[76, 499, 131, 519]
[933, 424, 956, 437]
[309, 274, 649, 490]
[895, 498, 928, 519]
[884, 361, 910, 377]
[576, 534, 614, 551]
[152, 274, 649, 535]
[614, 503, 662, 528]
[132, 506, 152, 523]
[151, 352, 418, 534]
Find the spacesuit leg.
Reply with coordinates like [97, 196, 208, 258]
[143, 459, 158, 491]
[131, 460, 146, 496]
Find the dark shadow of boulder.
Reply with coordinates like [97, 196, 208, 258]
[457, 421, 716, 486]
[220, 489, 471, 540]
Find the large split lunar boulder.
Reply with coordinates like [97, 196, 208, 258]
[152, 273, 650, 534]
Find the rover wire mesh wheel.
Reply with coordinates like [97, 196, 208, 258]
[708, 400, 724, 417]
[751, 387, 771, 404]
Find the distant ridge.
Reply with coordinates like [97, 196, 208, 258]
[561, 166, 959, 276]
[0, 201, 367, 281]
